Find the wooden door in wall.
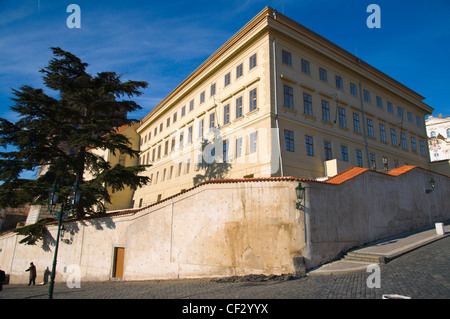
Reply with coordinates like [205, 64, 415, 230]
[113, 247, 125, 279]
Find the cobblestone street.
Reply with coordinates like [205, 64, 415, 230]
[1, 236, 449, 301]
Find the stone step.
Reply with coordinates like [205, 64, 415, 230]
[344, 252, 386, 264]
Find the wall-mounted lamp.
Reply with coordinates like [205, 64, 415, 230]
[295, 182, 306, 210]
[426, 178, 435, 194]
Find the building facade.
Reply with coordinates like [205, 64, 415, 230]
[132, 7, 433, 208]
[426, 114, 450, 161]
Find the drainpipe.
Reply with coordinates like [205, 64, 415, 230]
[359, 81, 371, 168]
[273, 37, 284, 177]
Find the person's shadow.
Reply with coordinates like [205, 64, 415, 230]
[43, 267, 51, 284]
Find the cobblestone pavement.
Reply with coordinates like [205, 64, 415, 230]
[1, 237, 449, 300]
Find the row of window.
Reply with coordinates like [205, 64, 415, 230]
[281, 49, 423, 128]
[141, 54, 258, 146]
[140, 123, 259, 166]
[283, 86, 426, 153]
[430, 128, 450, 139]
[139, 87, 259, 164]
[284, 129, 425, 170]
[142, 132, 258, 185]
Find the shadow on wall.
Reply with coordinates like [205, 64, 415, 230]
[193, 135, 232, 186]
[40, 216, 116, 251]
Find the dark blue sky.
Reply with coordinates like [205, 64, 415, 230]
[1, 0, 449, 123]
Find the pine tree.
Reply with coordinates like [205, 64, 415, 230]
[0, 47, 150, 222]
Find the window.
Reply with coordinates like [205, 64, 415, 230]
[324, 141, 332, 160]
[284, 130, 294, 152]
[181, 106, 186, 117]
[249, 88, 257, 112]
[188, 126, 193, 144]
[390, 128, 397, 146]
[367, 119, 374, 137]
[303, 93, 313, 115]
[383, 156, 388, 172]
[353, 113, 360, 133]
[364, 89, 370, 103]
[249, 54, 257, 70]
[341, 145, 348, 162]
[223, 104, 230, 125]
[171, 137, 175, 153]
[157, 145, 161, 159]
[322, 100, 330, 122]
[376, 96, 382, 109]
[197, 154, 202, 170]
[178, 162, 183, 176]
[335, 76, 343, 90]
[411, 137, 417, 152]
[160, 123, 163, 133]
[350, 83, 357, 96]
[338, 107, 346, 128]
[420, 140, 426, 155]
[356, 150, 363, 167]
[397, 107, 403, 119]
[186, 158, 190, 174]
[430, 131, 436, 138]
[301, 59, 310, 74]
[387, 101, 393, 113]
[224, 72, 231, 87]
[210, 83, 216, 97]
[236, 137, 243, 158]
[282, 50, 292, 66]
[236, 63, 243, 79]
[408, 112, 413, 123]
[164, 140, 169, 156]
[179, 132, 184, 148]
[284, 85, 294, 109]
[166, 117, 170, 128]
[447, 128, 450, 138]
[319, 68, 327, 82]
[223, 139, 229, 162]
[416, 116, 421, 127]
[401, 132, 407, 149]
[198, 119, 204, 137]
[250, 132, 258, 153]
[236, 97, 243, 119]
[209, 113, 215, 131]
[189, 99, 194, 112]
[305, 135, 314, 156]
[379, 124, 386, 142]
[173, 112, 177, 123]
[370, 154, 376, 170]
[200, 91, 205, 104]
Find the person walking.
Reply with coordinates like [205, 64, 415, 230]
[25, 262, 36, 286]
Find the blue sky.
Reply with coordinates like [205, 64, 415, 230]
[1, 0, 450, 124]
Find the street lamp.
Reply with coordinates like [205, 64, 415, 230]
[426, 178, 436, 194]
[295, 182, 306, 210]
[47, 179, 81, 299]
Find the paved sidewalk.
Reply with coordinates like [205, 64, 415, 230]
[308, 223, 450, 276]
[1, 235, 449, 299]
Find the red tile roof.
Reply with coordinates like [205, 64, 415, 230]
[325, 167, 369, 184]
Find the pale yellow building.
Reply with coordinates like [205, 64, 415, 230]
[132, 7, 433, 208]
